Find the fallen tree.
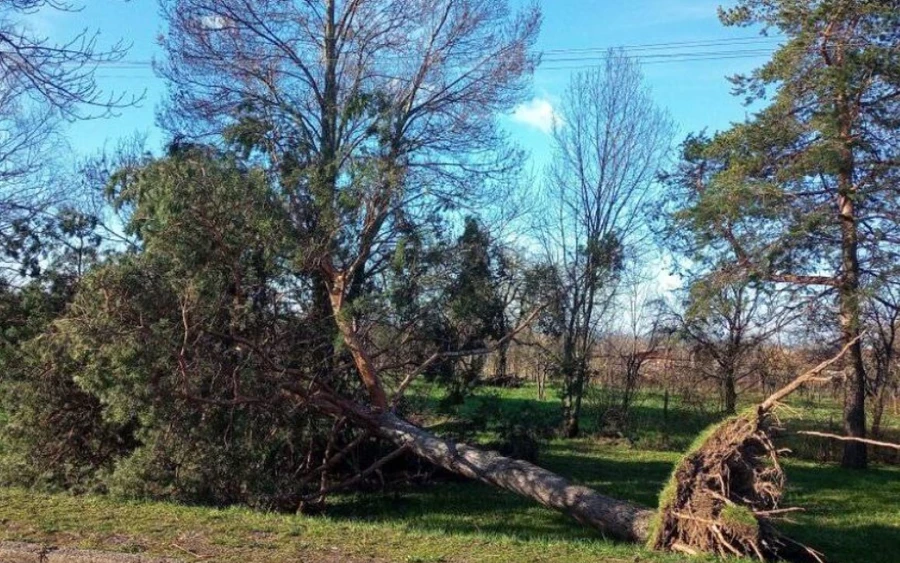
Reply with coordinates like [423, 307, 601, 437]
[342, 397, 655, 542]
[271, 302, 858, 559]
[60, 144, 852, 558]
[147, 2, 868, 558]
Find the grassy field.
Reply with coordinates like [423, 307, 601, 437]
[1, 384, 898, 562]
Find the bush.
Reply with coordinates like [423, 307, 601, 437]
[0, 149, 368, 509]
[0, 274, 133, 493]
[493, 425, 540, 463]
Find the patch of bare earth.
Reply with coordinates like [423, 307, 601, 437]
[0, 540, 384, 563]
[0, 541, 177, 563]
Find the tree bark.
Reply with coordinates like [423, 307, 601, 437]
[495, 341, 509, 380]
[723, 370, 737, 415]
[344, 403, 655, 542]
[837, 163, 867, 470]
[563, 364, 584, 439]
[561, 340, 581, 438]
[331, 301, 389, 409]
[872, 388, 886, 439]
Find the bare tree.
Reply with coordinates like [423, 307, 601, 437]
[0, 0, 136, 274]
[671, 278, 796, 414]
[867, 281, 900, 438]
[154, 0, 646, 538]
[591, 264, 667, 434]
[0, 1, 135, 117]
[535, 50, 672, 437]
[160, 0, 541, 398]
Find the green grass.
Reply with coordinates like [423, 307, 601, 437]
[781, 460, 900, 561]
[0, 483, 691, 563]
[1, 383, 898, 562]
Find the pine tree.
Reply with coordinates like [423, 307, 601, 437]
[663, 0, 900, 469]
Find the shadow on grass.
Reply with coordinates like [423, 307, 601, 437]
[780, 461, 900, 563]
[786, 523, 900, 563]
[325, 453, 675, 543]
[538, 442, 675, 507]
[357, 385, 898, 557]
[433, 387, 726, 451]
[325, 438, 899, 563]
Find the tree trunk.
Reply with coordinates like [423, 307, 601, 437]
[837, 171, 867, 470]
[495, 341, 509, 380]
[839, 285, 868, 470]
[563, 361, 585, 438]
[537, 364, 546, 400]
[663, 388, 669, 426]
[563, 403, 580, 438]
[872, 389, 886, 439]
[561, 341, 581, 438]
[355, 406, 654, 542]
[723, 371, 737, 415]
[317, 274, 654, 540]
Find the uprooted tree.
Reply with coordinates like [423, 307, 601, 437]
[140, 1, 848, 558]
[79, 0, 884, 556]
[0, 0, 878, 560]
[42, 142, 846, 557]
[1, 148, 852, 554]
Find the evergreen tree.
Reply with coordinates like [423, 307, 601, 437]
[440, 217, 506, 404]
[662, 0, 900, 468]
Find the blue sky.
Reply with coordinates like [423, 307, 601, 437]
[42, 1, 773, 167]
[509, 0, 776, 169]
[27, 0, 778, 302]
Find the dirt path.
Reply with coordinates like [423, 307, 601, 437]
[0, 541, 385, 563]
[0, 542, 179, 563]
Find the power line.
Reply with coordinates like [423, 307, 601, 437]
[542, 47, 775, 65]
[542, 35, 783, 56]
[85, 34, 785, 76]
[540, 51, 775, 72]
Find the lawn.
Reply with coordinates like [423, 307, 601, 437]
[1, 384, 898, 562]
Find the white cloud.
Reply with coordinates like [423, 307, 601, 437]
[21, 6, 65, 38]
[511, 97, 560, 134]
[200, 15, 231, 30]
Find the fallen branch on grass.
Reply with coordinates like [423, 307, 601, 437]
[796, 431, 900, 451]
[302, 444, 410, 503]
[170, 543, 212, 560]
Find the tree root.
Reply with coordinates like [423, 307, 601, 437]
[651, 340, 860, 561]
[651, 411, 822, 561]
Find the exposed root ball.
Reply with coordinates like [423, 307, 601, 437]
[651, 411, 820, 562]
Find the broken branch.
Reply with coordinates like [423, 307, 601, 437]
[796, 431, 900, 451]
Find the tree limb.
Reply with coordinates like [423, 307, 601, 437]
[796, 431, 900, 451]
